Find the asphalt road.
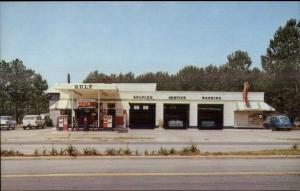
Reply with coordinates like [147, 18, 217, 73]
[2, 157, 300, 190]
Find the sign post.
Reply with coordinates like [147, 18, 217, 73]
[98, 91, 100, 129]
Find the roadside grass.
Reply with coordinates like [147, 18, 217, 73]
[1, 144, 300, 157]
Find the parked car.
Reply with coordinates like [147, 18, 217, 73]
[22, 115, 46, 130]
[269, 115, 293, 131]
[200, 120, 216, 128]
[0, 116, 17, 130]
[168, 119, 184, 127]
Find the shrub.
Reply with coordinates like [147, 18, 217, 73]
[105, 148, 117, 156]
[8, 149, 16, 156]
[144, 150, 148, 156]
[42, 148, 47, 156]
[49, 147, 58, 156]
[83, 147, 98, 155]
[1, 149, 23, 156]
[135, 149, 139, 156]
[66, 144, 78, 156]
[123, 147, 132, 155]
[151, 150, 155, 155]
[59, 148, 66, 155]
[34, 149, 39, 156]
[190, 144, 199, 153]
[1, 150, 6, 156]
[158, 147, 169, 156]
[117, 148, 123, 155]
[1, 149, 9, 156]
[180, 144, 200, 155]
[16, 150, 24, 156]
[292, 144, 298, 150]
[169, 148, 176, 155]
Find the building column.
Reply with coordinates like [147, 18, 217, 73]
[98, 91, 100, 128]
[189, 102, 198, 128]
[156, 102, 164, 127]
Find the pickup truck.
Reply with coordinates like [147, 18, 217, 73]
[22, 115, 46, 130]
[0, 116, 17, 130]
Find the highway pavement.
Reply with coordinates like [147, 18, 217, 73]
[1, 157, 300, 190]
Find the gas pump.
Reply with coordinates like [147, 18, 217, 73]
[58, 115, 68, 131]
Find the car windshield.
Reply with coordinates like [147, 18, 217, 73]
[279, 117, 290, 123]
[23, 116, 36, 120]
[1, 116, 12, 120]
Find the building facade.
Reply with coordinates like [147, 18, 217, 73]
[47, 83, 275, 129]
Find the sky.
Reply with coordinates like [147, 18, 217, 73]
[1, 2, 299, 87]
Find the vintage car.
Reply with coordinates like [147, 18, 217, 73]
[269, 115, 293, 131]
[0, 116, 17, 130]
[22, 115, 46, 130]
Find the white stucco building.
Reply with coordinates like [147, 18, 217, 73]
[47, 83, 275, 130]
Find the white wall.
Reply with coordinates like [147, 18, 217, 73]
[223, 102, 236, 127]
[155, 102, 164, 127]
[189, 102, 198, 127]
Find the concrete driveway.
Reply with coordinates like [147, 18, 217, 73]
[1, 127, 300, 144]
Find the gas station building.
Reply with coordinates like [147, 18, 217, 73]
[46, 83, 275, 130]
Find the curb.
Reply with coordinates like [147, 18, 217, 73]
[2, 155, 300, 160]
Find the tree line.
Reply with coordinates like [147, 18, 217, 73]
[0, 59, 48, 123]
[83, 19, 300, 120]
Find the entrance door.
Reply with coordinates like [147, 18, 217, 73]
[164, 104, 189, 129]
[75, 108, 97, 130]
[198, 104, 223, 129]
[129, 103, 156, 129]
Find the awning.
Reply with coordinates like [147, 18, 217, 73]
[45, 88, 60, 94]
[49, 100, 77, 110]
[235, 102, 275, 111]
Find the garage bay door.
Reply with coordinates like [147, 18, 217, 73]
[129, 103, 156, 129]
[164, 104, 189, 129]
[198, 104, 223, 129]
